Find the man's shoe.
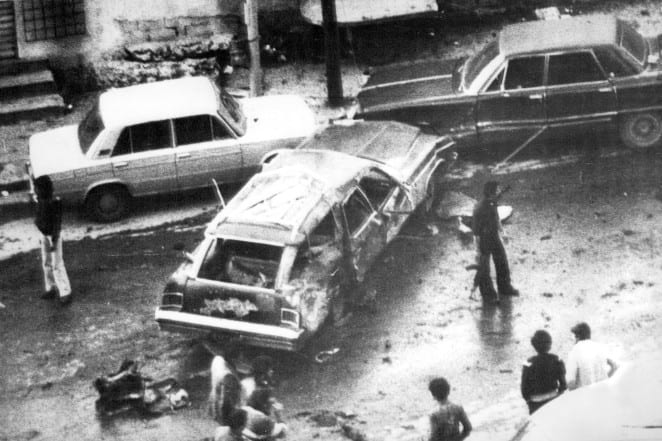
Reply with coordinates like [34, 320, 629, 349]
[500, 287, 520, 297]
[58, 294, 72, 306]
[41, 288, 58, 300]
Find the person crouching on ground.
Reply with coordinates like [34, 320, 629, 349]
[428, 377, 472, 441]
[33, 175, 71, 305]
[521, 329, 567, 414]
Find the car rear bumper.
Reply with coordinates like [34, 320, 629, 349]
[154, 308, 306, 352]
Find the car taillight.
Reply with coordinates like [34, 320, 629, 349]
[280, 308, 300, 328]
[161, 292, 183, 311]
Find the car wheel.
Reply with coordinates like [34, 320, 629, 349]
[85, 185, 131, 222]
[620, 112, 662, 151]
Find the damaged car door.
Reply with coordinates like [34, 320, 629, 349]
[357, 168, 411, 244]
[342, 186, 387, 283]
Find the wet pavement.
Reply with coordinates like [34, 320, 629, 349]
[2, 150, 662, 441]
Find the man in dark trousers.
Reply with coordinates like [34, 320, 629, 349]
[472, 180, 519, 302]
[34, 175, 71, 305]
[521, 330, 567, 414]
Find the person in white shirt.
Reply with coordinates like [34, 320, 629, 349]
[566, 322, 618, 390]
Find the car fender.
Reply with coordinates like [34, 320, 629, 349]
[84, 179, 133, 201]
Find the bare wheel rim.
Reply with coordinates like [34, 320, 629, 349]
[628, 114, 662, 147]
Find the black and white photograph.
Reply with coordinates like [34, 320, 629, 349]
[1, 1, 661, 440]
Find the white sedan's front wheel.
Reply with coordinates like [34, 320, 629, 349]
[620, 112, 662, 151]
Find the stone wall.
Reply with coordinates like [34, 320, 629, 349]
[115, 15, 242, 44]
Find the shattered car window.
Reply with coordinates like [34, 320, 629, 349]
[358, 170, 397, 210]
[309, 211, 337, 246]
[344, 190, 374, 234]
[198, 238, 283, 288]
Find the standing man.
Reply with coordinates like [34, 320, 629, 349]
[33, 175, 71, 305]
[566, 322, 618, 390]
[521, 330, 567, 414]
[472, 180, 519, 302]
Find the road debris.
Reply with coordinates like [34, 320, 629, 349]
[314, 347, 340, 364]
[93, 360, 189, 416]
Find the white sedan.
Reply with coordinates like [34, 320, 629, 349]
[28, 76, 316, 221]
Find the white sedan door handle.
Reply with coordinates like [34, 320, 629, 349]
[114, 161, 128, 168]
[177, 153, 191, 159]
[598, 87, 612, 93]
[529, 94, 543, 100]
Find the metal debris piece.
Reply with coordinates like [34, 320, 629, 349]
[314, 347, 340, 364]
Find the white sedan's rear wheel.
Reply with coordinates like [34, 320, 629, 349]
[620, 112, 662, 151]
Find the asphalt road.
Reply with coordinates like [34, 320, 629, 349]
[1, 149, 662, 441]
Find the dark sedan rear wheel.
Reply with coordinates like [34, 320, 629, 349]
[85, 185, 131, 222]
[620, 112, 662, 151]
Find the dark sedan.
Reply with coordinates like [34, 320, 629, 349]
[356, 16, 662, 153]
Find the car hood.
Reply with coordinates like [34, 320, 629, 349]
[298, 120, 430, 174]
[241, 95, 316, 141]
[357, 58, 461, 113]
[519, 359, 662, 441]
[29, 125, 86, 177]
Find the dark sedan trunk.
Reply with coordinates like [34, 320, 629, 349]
[358, 58, 462, 113]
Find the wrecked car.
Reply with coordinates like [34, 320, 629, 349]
[27, 76, 315, 222]
[155, 120, 455, 351]
[356, 16, 662, 153]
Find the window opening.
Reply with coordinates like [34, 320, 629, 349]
[22, 0, 86, 42]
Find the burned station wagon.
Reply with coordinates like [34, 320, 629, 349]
[155, 120, 455, 351]
[356, 16, 662, 153]
[27, 76, 315, 221]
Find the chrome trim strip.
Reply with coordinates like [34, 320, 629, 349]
[155, 308, 304, 341]
[477, 111, 617, 130]
[361, 74, 452, 93]
[619, 105, 662, 115]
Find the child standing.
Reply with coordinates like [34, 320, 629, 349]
[521, 329, 567, 414]
[428, 377, 472, 441]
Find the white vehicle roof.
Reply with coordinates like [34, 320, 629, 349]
[98, 76, 219, 129]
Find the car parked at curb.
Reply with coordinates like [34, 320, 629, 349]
[356, 16, 662, 154]
[27, 76, 316, 222]
[155, 120, 455, 351]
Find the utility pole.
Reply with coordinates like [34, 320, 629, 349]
[244, 0, 262, 96]
[321, 0, 343, 106]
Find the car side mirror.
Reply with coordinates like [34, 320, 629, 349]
[183, 251, 195, 263]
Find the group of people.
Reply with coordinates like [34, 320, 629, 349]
[521, 322, 618, 414]
[427, 321, 618, 441]
[208, 353, 286, 441]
